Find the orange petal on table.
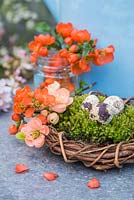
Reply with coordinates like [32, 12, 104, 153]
[87, 177, 100, 189]
[43, 172, 59, 181]
[15, 164, 29, 173]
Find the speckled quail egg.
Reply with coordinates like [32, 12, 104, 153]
[89, 103, 115, 124]
[81, 94, 99, 111]
[104, 96, 124, 114]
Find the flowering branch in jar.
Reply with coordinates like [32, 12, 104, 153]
[28, 22, 115, 91]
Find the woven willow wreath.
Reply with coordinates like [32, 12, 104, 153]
[46, 93, 134, 170]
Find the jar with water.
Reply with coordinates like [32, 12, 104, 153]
[34, 54, 78, 93]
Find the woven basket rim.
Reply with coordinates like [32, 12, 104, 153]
[46, 92, 134, 170]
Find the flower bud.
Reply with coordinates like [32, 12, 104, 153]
[68, 53, 79, 63]
[12, 113, 21, 122]
[41, 110, 49, 117]
[69, 44, 78, 53]
[9, 124, 18, 135]
[47, 112, 59, 125]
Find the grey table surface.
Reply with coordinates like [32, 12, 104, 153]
[0, 109, 134, 200]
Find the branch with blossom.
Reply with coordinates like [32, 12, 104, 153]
[0, 79, 13, 112]
[28, 22, 115, 75]
[9, 81, 73, 148]
[0, 46, 34, 83]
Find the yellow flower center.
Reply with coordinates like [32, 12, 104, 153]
[100, 51, 105, 56]
[32, 130, 40, 139]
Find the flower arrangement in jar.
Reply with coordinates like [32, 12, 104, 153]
[28, 22, 115, 92]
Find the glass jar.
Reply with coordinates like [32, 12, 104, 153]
[34, 54, 78, 94]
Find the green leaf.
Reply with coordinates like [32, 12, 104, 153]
[56, 34, 64, 45]
[81, 42, 90, 57]
[79, 80, 87, 88]
[74, 80, 88, 95]
[16, 132, 25, 141]
[35, 22, 51, 33]
[82, 41, 89, 48]
[89, 40, 94, 46]
[15, 121, 21, 128]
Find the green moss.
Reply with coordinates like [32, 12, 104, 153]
[55, 95, 134, 144]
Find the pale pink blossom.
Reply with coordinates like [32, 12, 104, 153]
[47, 81, 60, 95]
[51, 88, 73, 113]
[21, 118, 49, 148]
[0, 79, 12, 112]
[47, 81, 73, 113]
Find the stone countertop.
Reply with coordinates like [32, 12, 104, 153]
[0, 110, 134, 200]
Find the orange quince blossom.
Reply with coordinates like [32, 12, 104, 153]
[34, 87, 55, 106]
[71, 29, 91, 43]
[56, 22, 73, 37]
[64, 37, 73, 45]
[93, 45, 115, 66]
[13, 86, 33, 114]
[59, 49, 69, 58]
[28, 40, 41, 52]
[69, 44, 79, 53]
[21, 118, 49, 148]
[34, 34, 55, 46]
[14, 86, 32, 102]
[79, 57, 91, 72]
[71, 62, 85, 75]
[38, 46, 48, 57]
[28, 22, 114, 76]
[68, 53, 79, 63]
[70, 57, 91, 75]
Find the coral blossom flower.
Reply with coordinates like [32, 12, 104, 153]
[34, 34, 55, 45]
[69, 44, 79, 53]
[68, 53, 79, 63]
[56, 22, 73, 37]
[13, 86, 33, 114]
[28, 41, 41, 52]
[79, 57, 91, 72]
[38, 47, 48, 56]
[71, 29, 91, 43]
[64, 37, 72, 45]
[21, 118, 49, 148]
[93, 45, 115, 66]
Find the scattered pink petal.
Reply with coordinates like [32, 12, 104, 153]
[87, 177, 100, 189]
[43, 172, 59, 181]
[15, 164, 29, 173]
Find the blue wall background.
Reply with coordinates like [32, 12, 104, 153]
[44, 0, 134, 97]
